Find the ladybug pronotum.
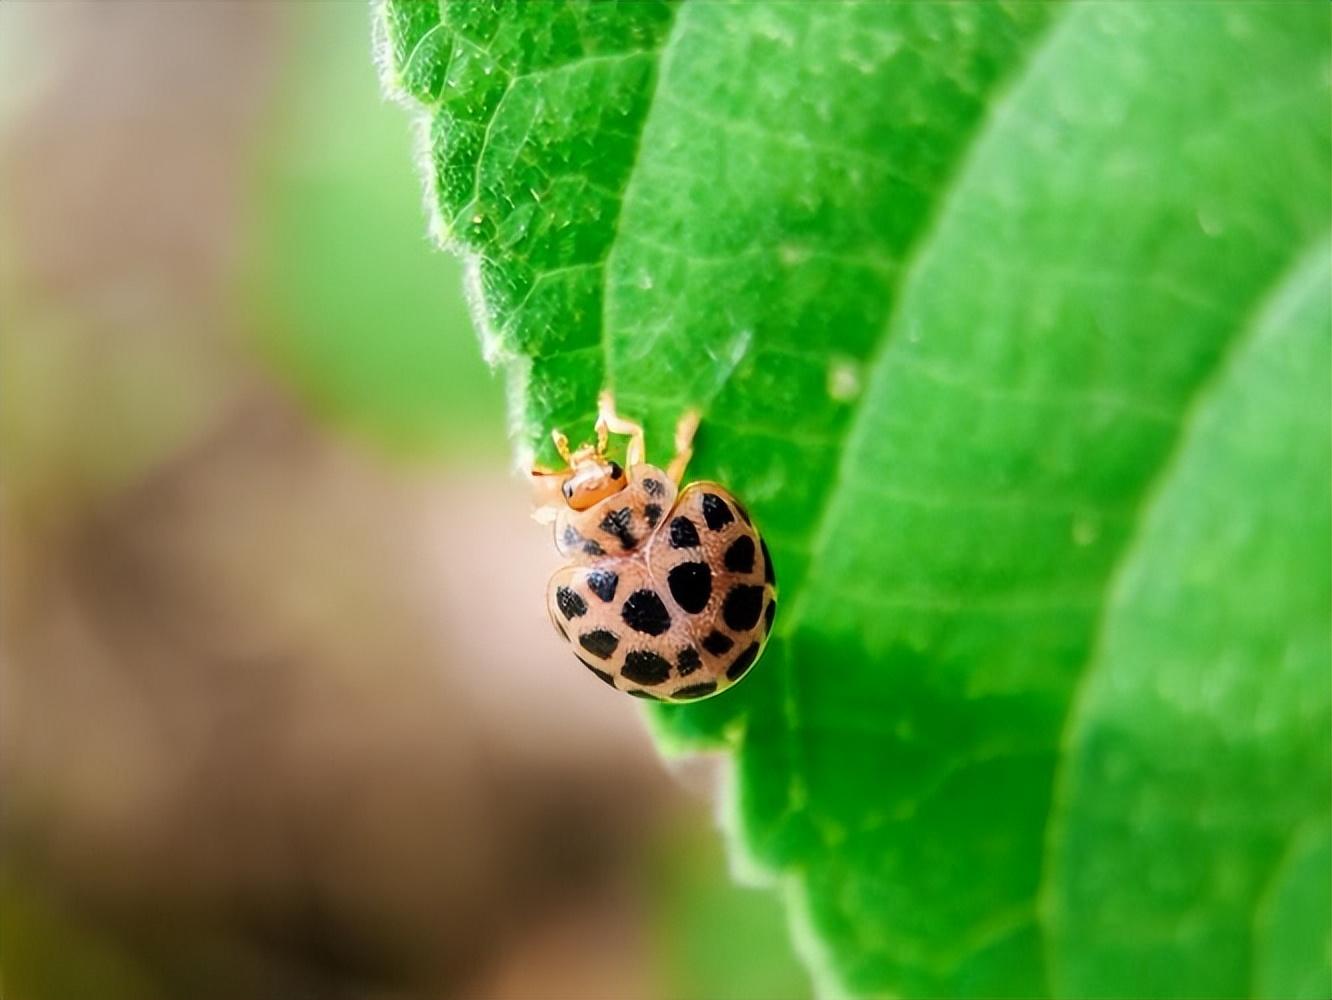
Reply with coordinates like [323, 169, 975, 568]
[533, 392, 777, 702]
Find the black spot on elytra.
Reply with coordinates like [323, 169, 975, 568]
[585, 569, 618, 603]
[599, 507, 637, 550]
[644, 502, 662, 527]
[760, 538, 775, 585]
[669, 516, 700, 549]
[676, 647, 702, 675]
[628, 689, 663, 701]
[668, 561, 712, 614]
[562, 525, 604, 557]
[723, 585, 764, 632]
[621, 589, 671, 636]
[702, 630, 734, 655]
[576, 655, 616, 687]
[726, 642, 760, 681]
[556, 586, 587, 620]
[622, 650, 672, 686]
[579, 629, 619, 659]
[723, 535, 755, 574]
[642, 477, 665, 497]
[702, 493, 734, 531]
[673, 681, 717, 700]
[764, 599, 777, 635]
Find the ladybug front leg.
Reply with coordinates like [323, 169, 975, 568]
[666, 408, 700, 484]
[596, 391, 646, 468]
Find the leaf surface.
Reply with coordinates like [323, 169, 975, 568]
[379, 2, 1332, 995]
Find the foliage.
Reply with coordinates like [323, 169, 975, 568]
[246, 3, 504, 458]
[651, 820, 812, 1000]
[377, 2, 1331, 996]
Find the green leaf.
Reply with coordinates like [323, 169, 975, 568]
[1253, 820, 1332, 1000]
[1045, 238, 1332, 998]
[378, 2, 1331, 996]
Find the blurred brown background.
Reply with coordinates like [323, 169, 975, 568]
[0, 4, 806, 998]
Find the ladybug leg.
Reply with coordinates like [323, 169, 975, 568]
[666, 408, 700, 484]
[551, 429, 574, 465]
[596, 391, 646, 468]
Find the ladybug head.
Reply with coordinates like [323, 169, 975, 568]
[533, 429, 628, 512]
[560, 450, 626, 510]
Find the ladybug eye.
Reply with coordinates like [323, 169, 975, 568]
[609, 461, 624, 480]
[562, 481, 574, 500]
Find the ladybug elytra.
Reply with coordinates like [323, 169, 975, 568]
[534, 393, 777, 702]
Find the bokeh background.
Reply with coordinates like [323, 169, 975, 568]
[0, 4, 809, 998]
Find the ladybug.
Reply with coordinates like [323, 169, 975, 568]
[533, 392, 777, 702]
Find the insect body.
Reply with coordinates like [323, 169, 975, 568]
[536, 393, 776, 702]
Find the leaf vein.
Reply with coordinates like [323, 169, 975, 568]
[1035, 228, 1332, 992]
[786, 7, 1077, 634]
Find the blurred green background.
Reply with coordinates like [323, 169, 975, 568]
[0, 4, 807, 998]
[244, 1, 504, 460]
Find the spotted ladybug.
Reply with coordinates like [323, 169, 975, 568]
[533, 393, 777, 702]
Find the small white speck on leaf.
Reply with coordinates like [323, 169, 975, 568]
[1195, 205, 1225, 237]
[1223, 8, 1255, 39]
[827, 356, 863, 402]
[892, 799, 919, 821]
[819, 819, 848, 848]
[757, 17, 796, 48]
[778, 243, 810, 267]
[1148, 858, 1185, 896]
[705, 327, 754, 393]
[726, 327, 754, 368]
[787, 776, 809, 811]
[636, 270, 654, 290]
[1072, 514, 1100, 546]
